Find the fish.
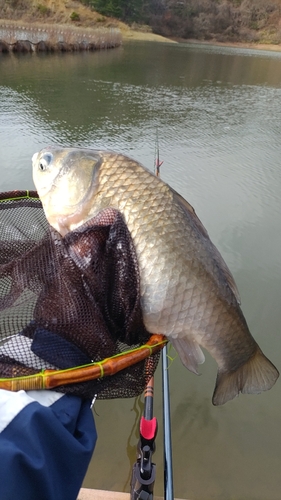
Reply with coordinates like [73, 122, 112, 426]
[32, 146, 279, 405]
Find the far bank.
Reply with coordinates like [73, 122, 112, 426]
[2, 18, 281, 53]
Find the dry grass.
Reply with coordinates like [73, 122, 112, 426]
[0, 0, 165, 38]
[0, 0, 173, 46]
[0, 0, 125, 49]
[0, 0, 126, 29]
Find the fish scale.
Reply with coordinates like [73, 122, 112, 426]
[32, 146, 279, 405]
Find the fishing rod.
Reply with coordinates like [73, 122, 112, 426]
[155, 128, 163, 177]
[130, 347, 174, 500]
[162, 346, 174, 499]
[130, 371, 157, 499]
[131, 134, 174, 500]
[155, 133, 174, 500]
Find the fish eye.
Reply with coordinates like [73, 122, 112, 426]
[39, 153, 53, 172]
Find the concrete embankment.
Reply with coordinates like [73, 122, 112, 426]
[0, 24, 122, 53]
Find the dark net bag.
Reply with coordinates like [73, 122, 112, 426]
[0, 191, 160, 399]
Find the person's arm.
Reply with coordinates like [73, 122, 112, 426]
[0, 389, 97, 500]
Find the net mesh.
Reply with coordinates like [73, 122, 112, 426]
[0, 191, 159, 399]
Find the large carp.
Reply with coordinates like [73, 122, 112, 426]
[32, 146, 279, 405]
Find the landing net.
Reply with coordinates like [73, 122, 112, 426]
[0, 191, 162, 399]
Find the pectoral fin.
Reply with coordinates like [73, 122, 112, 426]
[170, 337, 205, 375]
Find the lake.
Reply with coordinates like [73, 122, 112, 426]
[0, 40, 281, 499]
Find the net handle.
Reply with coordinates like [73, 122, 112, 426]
[0, 334, 167, 392]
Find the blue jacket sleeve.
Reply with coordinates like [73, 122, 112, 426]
[0, 389, 97, 500]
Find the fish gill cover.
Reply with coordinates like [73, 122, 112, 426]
[0, 191, 159, 399]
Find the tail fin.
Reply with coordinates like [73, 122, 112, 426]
[212, 348, 279, 406]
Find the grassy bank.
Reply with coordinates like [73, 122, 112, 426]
[0, 0, 173, 43]
[0, 0, 174, 49]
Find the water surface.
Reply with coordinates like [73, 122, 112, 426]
[0, 41, 281, 499]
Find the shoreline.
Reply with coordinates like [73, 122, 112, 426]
[124, 30, 281, 52]
[122, 29, 281, 52]
[171, 36, 281, 52]
[1, 17, 281, 52]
